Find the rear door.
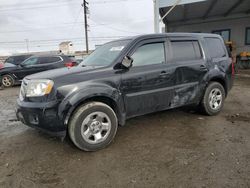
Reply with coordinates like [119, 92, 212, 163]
[169, 37, 207, 107]
[38, 56, 63, 70]
[120, 38, 176, 118]
[40, 56, 63, 71]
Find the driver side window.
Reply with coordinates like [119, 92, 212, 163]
[131, 42, 165, 67]
[22, 57, 39, 66]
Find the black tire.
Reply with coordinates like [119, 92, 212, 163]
[68, 102, 118, 151]
[1, 74, 15, 88]
[200, 82, 225, 116]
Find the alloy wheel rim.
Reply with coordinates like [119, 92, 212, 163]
[81, 111, 111, 144]
[209, 88, 222, 110]
[2, 76, 12, 87]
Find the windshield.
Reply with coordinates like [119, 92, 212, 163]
[5, 55, 31, 65]
[80, 40, 130, 67]
[5, 57, 14, 64]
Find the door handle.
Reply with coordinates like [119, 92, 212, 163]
[200, 65, 208, 71]
[159, 71, 169, 78]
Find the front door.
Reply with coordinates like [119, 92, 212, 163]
[120, 39, 175, 118]
[14, 56, 43, 79]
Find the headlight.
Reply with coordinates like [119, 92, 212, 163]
[26, 79, 54, 97]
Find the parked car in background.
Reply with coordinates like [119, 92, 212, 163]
[16, 33, 234, 151]
[0, 54, 77, 87]
[4, 54, 32, 66]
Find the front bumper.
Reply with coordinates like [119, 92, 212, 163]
[16, 99, 66, 136]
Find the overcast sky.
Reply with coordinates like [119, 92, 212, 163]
[0, 0, 154, 55]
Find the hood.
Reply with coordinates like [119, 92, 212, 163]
[3, 63, 16, 68]
[25, 65, 110, 85]
[0, 65, 19, 72]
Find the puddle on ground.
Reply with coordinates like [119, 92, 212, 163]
[226, 113, 250, 123]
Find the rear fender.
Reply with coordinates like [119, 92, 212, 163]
[199, 67, 227, 100]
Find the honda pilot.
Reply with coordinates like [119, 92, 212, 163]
[16, 33, 234, 151]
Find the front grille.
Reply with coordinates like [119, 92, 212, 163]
[19, 79, 28, 101]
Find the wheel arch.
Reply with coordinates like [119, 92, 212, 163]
[60, 90, 125, 128]
[209, 77, 227, 96]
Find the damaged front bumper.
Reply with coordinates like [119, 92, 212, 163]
[16, 99, 66, 137]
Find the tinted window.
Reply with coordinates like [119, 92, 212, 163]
[5, 57, 14, 64]
[5, 55, 31, 65]
[21, 57, 39, 66]
[39, 57, 49, 64]
[131, 43, 165, 66]
[39, 56, 61, 64]
[246, 27, 250, 45]
[16, 55, 29, 62]
[171, 40, 202, 61]
[205, 37, 226, 58]
[49, 56, 62, 63]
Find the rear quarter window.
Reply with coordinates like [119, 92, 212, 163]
[205, 37, 226, 58]
[39, 56, 62, 64]
[49, 56, 62, 63]
[171, 40, 202, 62]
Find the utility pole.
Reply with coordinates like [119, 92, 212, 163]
[82, 0, 89, 54]
[25, 39, 29, 53]
[153, 0, 160, 33]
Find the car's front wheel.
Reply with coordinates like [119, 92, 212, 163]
[68, 102, 118, 151]
[200, 82, 225, 116]
[1, 75, 15, 88]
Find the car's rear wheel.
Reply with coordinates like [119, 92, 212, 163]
[200, 82, 225, 116]
[68, 102, 118, 151]
[1, 75, 15, 88]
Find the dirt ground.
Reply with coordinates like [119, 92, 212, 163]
[0, 72, 250, 188]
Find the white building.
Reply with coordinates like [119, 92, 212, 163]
[59, 41, 74, 55]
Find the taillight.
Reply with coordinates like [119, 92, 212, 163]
[65, 61, 77, 67]
[0, 63, 4, 69]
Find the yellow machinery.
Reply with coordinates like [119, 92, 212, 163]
[237, 51, 250, 69]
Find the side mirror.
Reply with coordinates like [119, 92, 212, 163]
[121, 56, 133, 68]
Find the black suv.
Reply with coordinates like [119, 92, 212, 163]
[16, 33, 234, 151]
[0, 54, 77, 87]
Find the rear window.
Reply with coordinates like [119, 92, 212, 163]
[171, 40, 202, 61]
[205, 37, 226, 58]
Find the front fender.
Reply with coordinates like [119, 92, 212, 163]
[57, 83, 124, 126]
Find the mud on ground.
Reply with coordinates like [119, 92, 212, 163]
[0, 73, 250, 188]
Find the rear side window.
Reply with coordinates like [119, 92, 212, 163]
[39, 56, 62, 64]
[22, 57, 39, 66]
[205, 37, 226, 58]
[171, 40, 202, 61]
[49, 56, 62, 63]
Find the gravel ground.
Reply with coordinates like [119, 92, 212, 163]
[0, 72, 249, 188]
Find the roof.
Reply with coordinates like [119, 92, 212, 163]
[123, 33, 221, 40]
[160, 0, 250, 24]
